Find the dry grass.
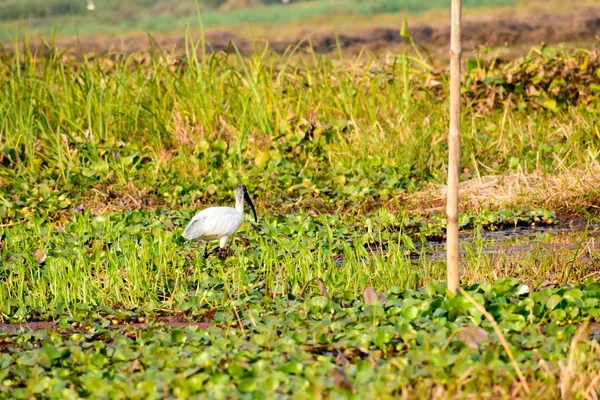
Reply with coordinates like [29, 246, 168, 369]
[404, 163, 600, 217]
[558, 326, 600, 399]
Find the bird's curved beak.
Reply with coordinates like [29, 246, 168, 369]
[244, 191, 258, 222]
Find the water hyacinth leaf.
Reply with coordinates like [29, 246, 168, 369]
[550, 308, 567, 321]
[423, 281, 437, 297]
[171, 330, 187, 344]
[41, 346, 63, 363]
[268, 149, 283, 165]
[121, 154, 137, 166]
[563, 289, 583, 301]
[542, 99, 557, 111]
[374, 326, 396, 347]
[541, 44, 557, 57]
[238, 377, 257, 393]
[92, 161, 109, 173]
[307, 296, 329, 311]
[458, 213, 471, 227]
[258, 377, 278, 395]
[90, 353, 107, 367]
[401, 306, 419, 321]
[31, 377, 53, 394]
[187, 373, 209, 392]
[282, 361, 303, 375]
[467, 58, 478, 73]
[254, 151, 271, 169]
[546, 294, 562, 311]
[81, 168, 95, 177]
[212, 140, 228, 153]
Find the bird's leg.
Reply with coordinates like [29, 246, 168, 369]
[203, 245, 222, 259]
[202, 242, 214, 259]
[217, 248, 228, 260]
[217, 246, 235, 260]
[216, 236, 232, 260]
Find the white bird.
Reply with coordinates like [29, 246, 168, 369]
[183, 183, 258, 259]
[85, 0, 96, 10]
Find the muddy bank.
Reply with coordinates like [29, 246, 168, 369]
[10, 8, 600, 58]
[0, 316, 211, 334]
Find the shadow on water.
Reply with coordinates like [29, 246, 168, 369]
[336, 220, 600, 267]
[416, 221, 600, 261]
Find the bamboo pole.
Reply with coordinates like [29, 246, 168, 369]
[447, 0, 462, 294]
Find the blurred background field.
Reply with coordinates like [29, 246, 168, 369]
[1, 0, 599, 60]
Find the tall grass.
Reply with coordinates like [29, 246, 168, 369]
[1, 32, 600, 318]
[1, 34, 435, 210]
[1, 35, 598, 215]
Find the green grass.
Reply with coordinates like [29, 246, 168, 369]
[2, 205, 580, 318]
[1, 35, 600, 397]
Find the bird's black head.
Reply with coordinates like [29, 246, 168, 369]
[235, 183, 258, 222]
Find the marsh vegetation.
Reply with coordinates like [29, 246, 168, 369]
[1, 16, 600, 397]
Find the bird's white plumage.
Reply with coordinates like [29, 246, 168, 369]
[183, 207, 242, 242]
[183, 183, 257, 257]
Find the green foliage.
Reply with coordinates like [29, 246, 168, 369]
[1, 279, 600, 397]
[0, 0, 87, 21]
[464, 46, 600, 111]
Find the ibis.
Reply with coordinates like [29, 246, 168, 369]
[182, 184, 258, 259]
